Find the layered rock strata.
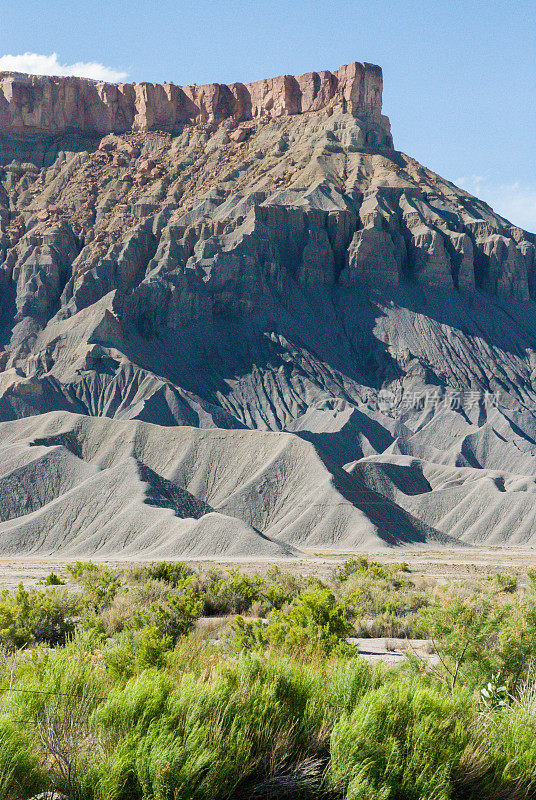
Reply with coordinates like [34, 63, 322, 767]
[0, 61, 534, 554]
[0, 61, 391, 140]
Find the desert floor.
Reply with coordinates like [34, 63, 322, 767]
[3, 546, 536, 591]
[4, 546, 534, 666]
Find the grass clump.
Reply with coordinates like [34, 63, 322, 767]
[0, 714, 45, 799]
[328, 678, 474, 800]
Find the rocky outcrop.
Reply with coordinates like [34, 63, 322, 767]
[0, 61, 391, 141]
[0, 62, 536, 555]
[0, 98, 533, 355]
[0, 63, 533, 410]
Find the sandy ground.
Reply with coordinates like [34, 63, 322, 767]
[2, 546, 536, 590]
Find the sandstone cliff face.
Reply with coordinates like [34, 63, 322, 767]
[0, 62, 536, 555]
[0, 61, 391, 140]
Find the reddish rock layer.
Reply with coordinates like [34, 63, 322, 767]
[0, 61, 389, 136]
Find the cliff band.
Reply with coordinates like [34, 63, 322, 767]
[0, 62, 391, 137]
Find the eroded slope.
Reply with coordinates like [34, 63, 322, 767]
[0, 62, 534, 554]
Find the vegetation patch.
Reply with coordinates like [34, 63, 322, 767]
[0, 559, 535, 798]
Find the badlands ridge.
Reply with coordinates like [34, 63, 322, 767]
[0, 61, 534, 556]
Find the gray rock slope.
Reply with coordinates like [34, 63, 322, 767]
[0, 93, 535, 555]
[0, 411, 452, 556]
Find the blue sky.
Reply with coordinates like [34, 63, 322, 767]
[1, 0, 534, 230]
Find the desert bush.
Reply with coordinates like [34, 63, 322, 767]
[234, 588, 356, 658]
[4, 562, 536, 798]
[8, 632, 105, 721]
[0, 583, 80, 650]
[40, 572, 66, 586]
[143, 561, 195, 586]
[36, 685, 98, 800]
[304, 657, 387, 730]
[419, 592, 536, 691]
[527, 569, 536, 592]
[259, 581, 294, 611]
[489, 598, 536, 692]
[67, 562, 121, 613]
[92, 655, 328, 800]
[87, 590, 136, 637]
[66, 561, 99, 578]
[82, 570, 121, 613]
[0, 633, 106, 796]
[336, 557, 427, 640]
[365, 610, 416, 639]
[337, 556, 392, 582]
[336, 557, 413, 586]
[132, 580, 203, 643]
[89, 580, 173, 637]
[200, 567, 310, 617]
[328, 678, 474, 800]
[489, 572, 518, 594]
[0, 714, 45, 799]
[479, 681, 536, 796]
[201, 569, 265, 615]
[265, 565, 312, 598]
[104, 626, 172, 680]
[418, 593, 502, 689]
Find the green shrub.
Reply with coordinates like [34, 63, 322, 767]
[0, 584, 80, 649]
[132, 580, 203, 643]
[143, 561, 195, 586]
[93, 656, 326, 800]
[527, 569, 536, 592]
[481, 685, 536, 795]
[94, 667, 172, 735]
[366, 610, 414, 639]
[489, 572, 518, 594]
[418, 594, 502, 689]
[328, 679, 473, 800]
[66, 561, 100, 579]
[9, 631, 106, 723]
[336, 557, 426, 641]
[305, 658, 387, 729]
[491, 599, 536, 693]
[337, 557, 391, 582]
[104, 626, 173, 679]
[67, 562, 121, 612]
[202, 569, 265, 615]
[203, 567, 298, 616]
[83, 570, 121, 613]
[0, 714, 45, 799]
[234, 589, 355, 657]
[5, 561, 536, 798]
[39, 572, 66, 586]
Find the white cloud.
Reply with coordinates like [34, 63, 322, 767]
[0, 52, 128, 82]
[456, 174, 536, 233]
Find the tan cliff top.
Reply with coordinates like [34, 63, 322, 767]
[0, 61, 389, 135]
